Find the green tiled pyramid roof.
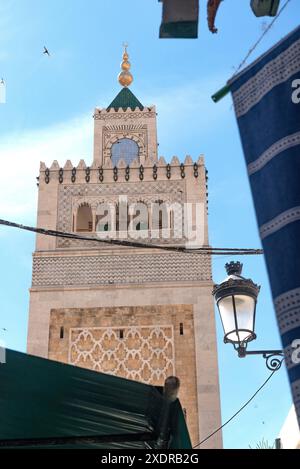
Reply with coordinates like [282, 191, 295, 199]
[107, 87, 144, 111]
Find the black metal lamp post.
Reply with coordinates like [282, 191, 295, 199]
[212, 261, 284, 371]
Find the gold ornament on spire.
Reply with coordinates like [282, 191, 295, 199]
[118, 43, 133, 87]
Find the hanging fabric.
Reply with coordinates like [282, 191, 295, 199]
[228, 25, 300, 427]
[207, 0, 223, 33]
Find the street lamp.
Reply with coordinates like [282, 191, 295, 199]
[212, 261, 284, 371]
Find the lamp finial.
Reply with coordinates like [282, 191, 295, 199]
[225, 261, 243, 276]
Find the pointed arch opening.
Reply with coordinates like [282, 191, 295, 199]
[76, 203, 93, 232]
[128, 200, 149, 236]
[151, 199, 170, 239]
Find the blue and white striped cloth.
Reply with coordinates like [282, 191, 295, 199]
[229, 26, 300, 427]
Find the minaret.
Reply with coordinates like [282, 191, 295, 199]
[27, 46, 223, 448]
[93, 46, 158, 166]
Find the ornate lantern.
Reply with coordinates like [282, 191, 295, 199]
[213, 261, 260, 349]
[213, 262, 284, 370]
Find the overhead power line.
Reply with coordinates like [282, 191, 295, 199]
[233, 0, 292, 77]
[0, 218, 263, 256]
[193, 362, 283, 448]
[212, 0, 292, 102]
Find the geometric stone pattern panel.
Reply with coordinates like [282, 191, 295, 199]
[69, 326, 175, 384]
[56, 180, 185, 248]
[32, 252, 212, 287]
[48, 305, 199, 445]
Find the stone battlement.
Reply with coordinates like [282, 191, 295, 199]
[93, 105, 156, 120]
[39, 155, 205, 185]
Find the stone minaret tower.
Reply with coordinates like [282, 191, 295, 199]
[27, 47, 222, 448]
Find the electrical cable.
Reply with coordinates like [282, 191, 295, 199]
[0, 218, 263, 256]
[233, 0, 292, 77]
[212, 0, 292, 102]
[193, 361, 283, 448]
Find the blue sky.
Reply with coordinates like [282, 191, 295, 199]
[0, 0, 299, 449]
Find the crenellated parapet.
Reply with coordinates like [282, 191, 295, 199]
[93, 106, 156, 120]
[39, 155, 205, 186]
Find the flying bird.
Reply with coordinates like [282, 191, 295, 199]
[43, 46, 50, 56]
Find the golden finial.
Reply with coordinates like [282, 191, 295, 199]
[118, 42, 133, 87]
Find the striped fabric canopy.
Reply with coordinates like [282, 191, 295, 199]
[229, 26, 300, 426]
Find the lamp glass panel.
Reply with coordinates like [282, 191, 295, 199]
[218, 296, 236, 337]
[234, 294, 255, 339]
[218, 294, 255, 343]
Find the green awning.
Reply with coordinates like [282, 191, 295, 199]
[0, 350, 191, 449]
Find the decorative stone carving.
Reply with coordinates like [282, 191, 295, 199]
[56, 181, 185, 247]
[102, 125, 148, 164]
[69, 325, 175, 384]
[94, 111, 156, 121]
[32, 252, 212, 287]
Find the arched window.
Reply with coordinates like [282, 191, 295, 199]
[152, 200, 169, 231]
[96, 211, 109, 232]
[111, 138, 139, 166]
[76, 203, 93, 232]
[151, 200, 170, 240]
[129, 201, 149, 232]
[96, 203, 115, 233]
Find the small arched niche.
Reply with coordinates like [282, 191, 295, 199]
[152, 199, 169, 230]
[129, 201, 149, 232]
[76, 203, 93, 232]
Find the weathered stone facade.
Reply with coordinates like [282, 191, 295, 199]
[27, 75, 222, 448]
